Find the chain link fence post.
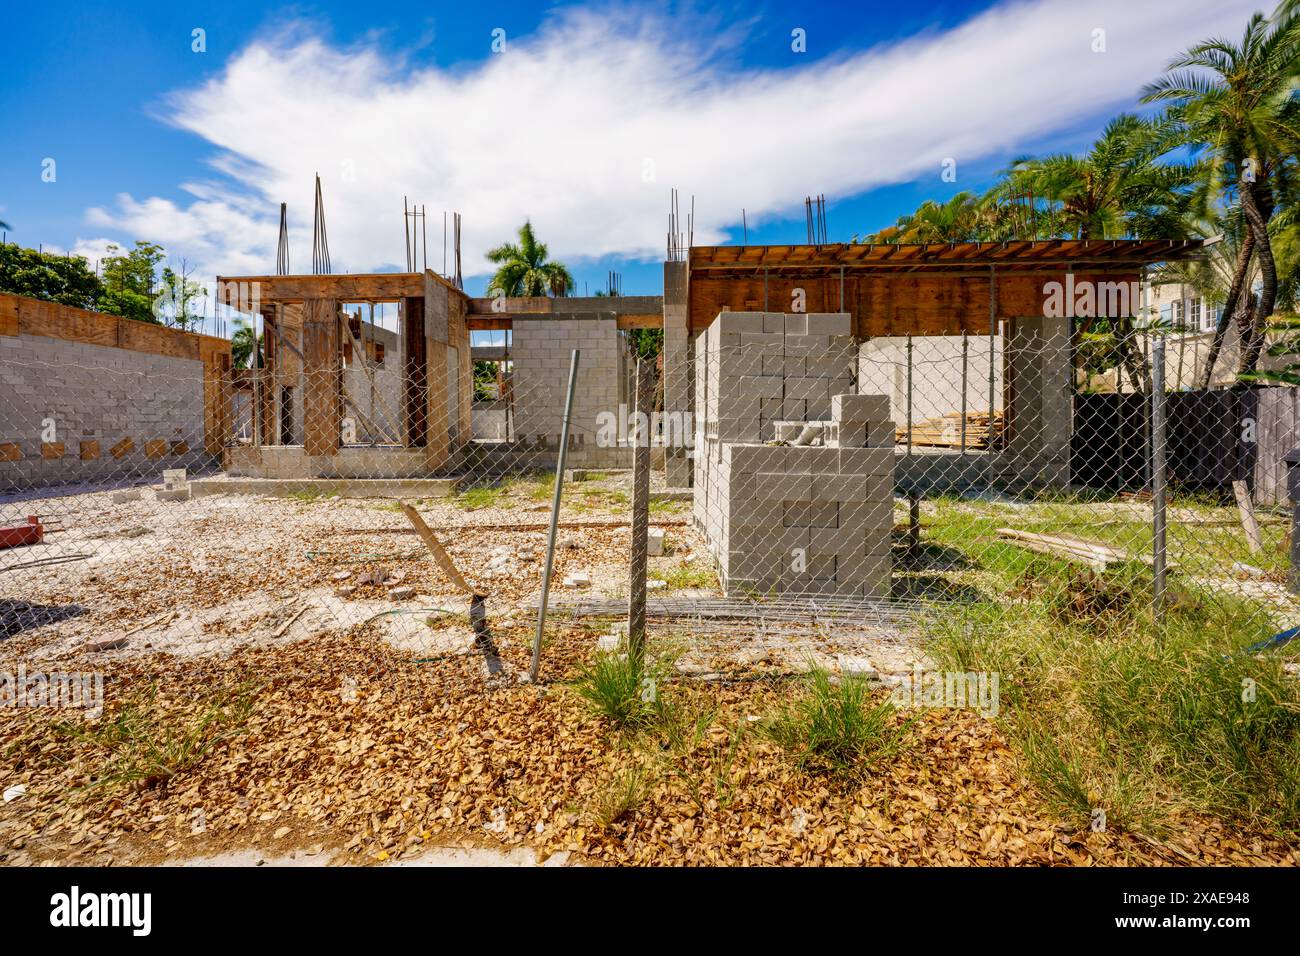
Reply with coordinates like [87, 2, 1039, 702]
[1151, 335, 1167, 616]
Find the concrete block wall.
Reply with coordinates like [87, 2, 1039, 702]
[707, 397, 895, 599]
[510, 316, 627, 467]
[693, 312, 894, 598]
[0, 332, 207, 490]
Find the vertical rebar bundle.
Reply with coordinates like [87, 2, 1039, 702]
[311, 174, 331, 275]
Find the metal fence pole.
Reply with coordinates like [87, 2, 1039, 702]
[529, 349, 580, 682]
[628, 359, 654, 662]
[1151, 337, 1167, 614]
[906, 334, 914, 456]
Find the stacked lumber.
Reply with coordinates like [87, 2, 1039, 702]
[899, 411, 1004, 449]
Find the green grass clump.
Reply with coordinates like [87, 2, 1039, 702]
[762, 668, 911, 778]
[660, 561, 718, 591]
[55, 682, 259, 793]
[454, 484, 505, 510]
[572, 646, 677, 732]
[592, 765, 652, 828]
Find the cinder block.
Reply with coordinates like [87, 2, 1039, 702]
[813, 473, 867, 501]
[837, 447, 895, 476]
[715, 312, 765, 334]
[737, 375, 783, 399]
[833, 420, 898, 448]
[782, 501, 839, 528]
[834, 500, 895, 533]
[784, 313, 808, 336]
[755, 472, 813, 501]
[762, 312, 786, 334]
[785, 377, 829, 401]
[740, 332, 784, 350]
[156, 487, 191, 503]
[832, 393, 890, 423]
[806, 313, 852, 335]
[815, 524, 866, 557]
[783, 334, 830, 353]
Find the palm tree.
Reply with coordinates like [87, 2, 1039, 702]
[231, 317, 262, 369]
[1142, 11, 1300, 377]
[485, 221, 574, 297]
[998, 115, 1197, 241]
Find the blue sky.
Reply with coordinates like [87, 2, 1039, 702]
[0, 0, 1265, 314]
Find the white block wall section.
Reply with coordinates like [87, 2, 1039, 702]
[510, 317, 623, 450]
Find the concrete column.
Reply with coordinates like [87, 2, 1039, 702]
[663, 260, 692, 487]
[1006, 314, 1071, 488]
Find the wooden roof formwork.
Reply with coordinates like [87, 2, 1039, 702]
[686, 239, 1206, 336]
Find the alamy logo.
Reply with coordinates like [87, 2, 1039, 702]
[50, 886, 151, 936]
[1042, 274, 1140, 319]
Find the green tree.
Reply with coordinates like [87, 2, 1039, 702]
[485, 221, 574, 297]
[230, 317, 263, 369]
[997, 114, 1197, 241]
[1142, 10, 1300, 376]
[158, 259, 205, 330]
[100, 241, 166, 325]
[0, 243, 102, 310]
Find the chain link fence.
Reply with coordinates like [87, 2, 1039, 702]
[4, 304, 1300, 854]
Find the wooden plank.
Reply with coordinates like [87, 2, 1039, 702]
[0, 443, 23, 462]
[616, 313, 662, 329]
[41, 442, 65, 460]
[218, 273, 427, 303]
[0, 295, 17, 337]
[687, 270, 1141, 335]
[203, 353, 231, 457]
[144, 439, 168, 459]
[79, 440, 100, 460]
[0, 293, 230, 360]
[1232, 480, 1263, 555]
[110, 438, 135, 459]
[996, 528, 1174, 570]
[400, 501, 476, 595]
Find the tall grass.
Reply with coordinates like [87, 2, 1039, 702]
[572, 647, 675, 731]
[927, 563, 1300, 836]
[762, 668, 911, 778]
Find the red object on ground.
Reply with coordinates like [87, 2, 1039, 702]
[0, 516, 44, 549]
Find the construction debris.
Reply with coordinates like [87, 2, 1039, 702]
[996, 528, 1173, 572]
[901, 411, 1004, 449]
[85, 635, 129, 652]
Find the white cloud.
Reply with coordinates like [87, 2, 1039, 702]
[83, 0, 1258, 284]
